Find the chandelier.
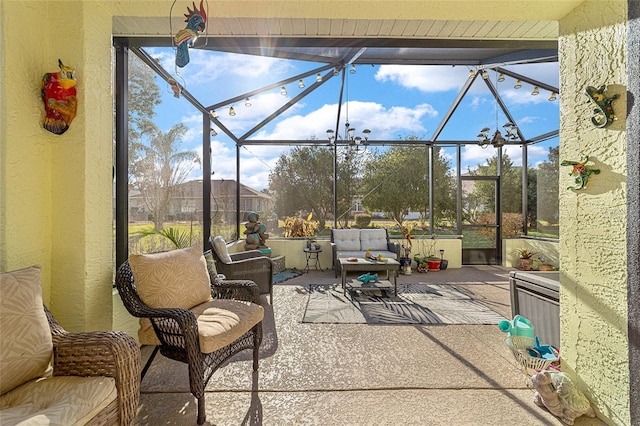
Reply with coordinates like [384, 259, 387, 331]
[327, 122, 371, 159]
[477, 122, 518, 148]
[477, 71, 520, 149]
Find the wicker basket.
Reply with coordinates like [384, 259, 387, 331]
[506, 336, 559, 372]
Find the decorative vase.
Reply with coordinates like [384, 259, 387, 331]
[427, 259, 441, 272]
[518, 258, 533, 271]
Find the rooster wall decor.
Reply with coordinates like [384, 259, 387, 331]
[174, 0, 207, 68]
[41, 59, 77, 135]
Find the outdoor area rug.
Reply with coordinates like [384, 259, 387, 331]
[302, 283, 507, 325]
[273, 268, 303, 284]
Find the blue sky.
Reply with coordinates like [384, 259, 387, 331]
[144, 47, 559, 190]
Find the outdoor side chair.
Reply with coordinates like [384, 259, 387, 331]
[115, 249, 263, 425]
[210, 235, 274, 303]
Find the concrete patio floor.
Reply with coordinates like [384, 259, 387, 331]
[135, 266, 606, 425]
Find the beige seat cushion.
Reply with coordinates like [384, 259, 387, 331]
[139, 299, 264, 353]
[332, 229, 361, 251]
[128, 245, 212, 310]
[212, 236, 232, 264]
[0, 265, 53, 395]
[0, 375, 116, 425]
[359, 229, 389, 251]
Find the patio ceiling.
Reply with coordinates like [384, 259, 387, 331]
[115, 1, 572, 146]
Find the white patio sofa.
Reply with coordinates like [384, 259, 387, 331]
[330, 228, 400, 277]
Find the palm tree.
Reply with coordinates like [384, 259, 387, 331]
[131, 123, 200, 230]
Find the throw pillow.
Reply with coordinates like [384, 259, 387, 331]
[212, 236, 232, 264]
[0, 265, 53, 395]
[128, 245, 211, 309]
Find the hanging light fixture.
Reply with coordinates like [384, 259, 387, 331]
[531, 86, 540, 96]
[316, 73, 322, 82]
[477, 75, 520, 149]
[244, 97, 251, 107]
[548, 92, 557, 101]
[497, 73, 505, 82]
[280, 86, 287, 96]
[229, 106, 236, 116]
[210, 110, 218, 119]
[514, 80, 522, 89]
[468, 69, 476, 79]
[210, 127, 217, 137]
[298, 79, 305, 88]
[327, 71, 372, 158]
[350, 64, 356, 74]
[481, 70, 490, 80]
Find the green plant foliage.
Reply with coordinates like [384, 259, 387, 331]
[282, 213, 318, 237]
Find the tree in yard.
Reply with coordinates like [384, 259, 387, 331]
[469, 152, 523, 237]
[470, 152, 522, 214]
[127, 54, 161, 182]
[268, 145, 366, 231]
[360, 144, 455, 226]
[268, 146, 335, 232]
[130, 123, 200, 230]
[533, 146, 559, 231]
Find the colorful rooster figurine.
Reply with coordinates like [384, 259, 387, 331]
[41, 59, 77, 135]
[174, 0, 207, 68]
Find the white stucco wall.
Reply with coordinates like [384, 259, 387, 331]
[559, 1, 629, 424]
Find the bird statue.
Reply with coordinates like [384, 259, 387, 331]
[531, 371, 596, 425]
[41, 59, 77, 135]
[174, 0, 207, 68]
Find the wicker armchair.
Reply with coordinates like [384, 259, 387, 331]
[45, 306, 141, 425]
[115, 250, 263, 425]
[210, 236, 274, 303]
[0, 265, 140, 426]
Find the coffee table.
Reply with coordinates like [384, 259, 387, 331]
[339, 257, 400, 296]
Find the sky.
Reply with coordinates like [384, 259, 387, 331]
[141, 47, 560, 191]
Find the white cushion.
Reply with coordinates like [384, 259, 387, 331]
[138, 299, 264, 353]
[212, 236, 232, 264]
[0, 376, 116, 425]
[128, 245, 212, 310]
[0, 265, 53, 395]
[332, 229, 361, 251]
[359, 229, 388, 251]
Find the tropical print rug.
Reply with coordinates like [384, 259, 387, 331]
[302, 283, 506, 324]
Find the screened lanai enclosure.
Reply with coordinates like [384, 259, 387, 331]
[113, 36, 559, 267]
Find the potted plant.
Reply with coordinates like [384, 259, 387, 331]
[426, 255, 441, 272]
[516, 249, 539, 271]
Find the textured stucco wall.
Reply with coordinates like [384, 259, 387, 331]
[559, 1, 629, 424]
[0, 1, 114, 331]
[1, 1, 56, 302]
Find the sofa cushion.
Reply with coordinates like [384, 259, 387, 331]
[212, 236, 232, 264]
[128, 245, 212, 310]
[359, 229, 389, 251]
[138, 299, 264, 353]
[332, 229, 361, 251]
[0, 265, 53, 395]
[0, 375, 116, 425]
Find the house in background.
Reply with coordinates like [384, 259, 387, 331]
[127, 179, 273, 223]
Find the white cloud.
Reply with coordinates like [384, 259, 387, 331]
[375, 65, 469, 93]
[253, 100, 436, 141]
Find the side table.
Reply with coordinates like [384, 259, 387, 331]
[303, 247, 322, 273]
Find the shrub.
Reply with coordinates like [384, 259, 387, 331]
[355, 213, 372, 228]
[477, 213, 523, 239]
